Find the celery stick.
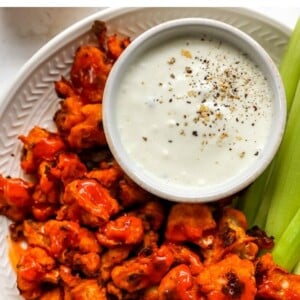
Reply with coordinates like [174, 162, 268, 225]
[264, 79, 300, 241]
[238, 18, 300, 227]
[251, 164, 275, 228]
[293, 260, 300, 275]
[272, 208, 300, 271]
[237, 170, 269, 226]
[279, 18, 300, 112]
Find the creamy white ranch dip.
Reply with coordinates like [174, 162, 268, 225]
[115, 35, 273, 189]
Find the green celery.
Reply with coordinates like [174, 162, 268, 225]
[279, 18, 300, 111]
[237, 18, 300, 228]
[272, 208, 300, 271]
[293, 260, 300, 275]
[264, 79, 300, 241]
[251, 165, 274, 229]
[237, 170, 270, 227]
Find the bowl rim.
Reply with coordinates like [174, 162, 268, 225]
[103, 17, 287, 203]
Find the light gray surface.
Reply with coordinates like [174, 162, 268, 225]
[0, 8, 101, 101]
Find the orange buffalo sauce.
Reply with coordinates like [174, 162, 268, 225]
[7, 236, 26, 272]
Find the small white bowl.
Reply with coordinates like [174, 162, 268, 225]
[103, 18, 286, 203]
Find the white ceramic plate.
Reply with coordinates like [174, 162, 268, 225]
[0, 7, 291, 299]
